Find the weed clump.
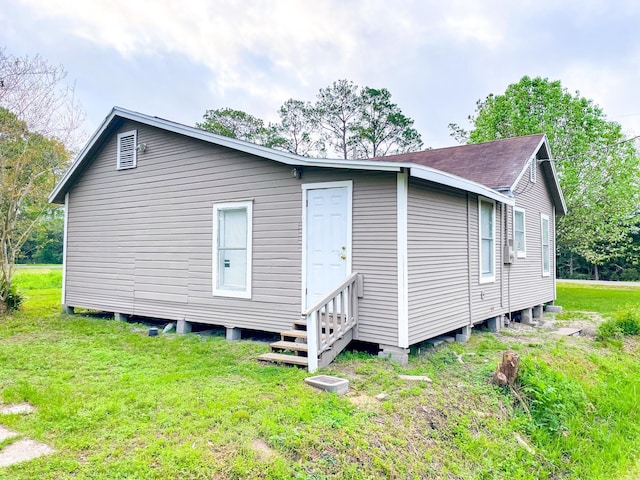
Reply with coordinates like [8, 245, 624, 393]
[596, 305, 640, 341]
[517, 356, 587, 434]
[0, 281, 23, 311]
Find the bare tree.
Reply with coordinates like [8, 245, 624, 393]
[0, 49, 82, 311]
[0, 48, 85, 150]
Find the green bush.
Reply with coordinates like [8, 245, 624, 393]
[620, 268, 640, 281]
[517, 356, 587, 433]
[596, 306, 640, 341]
[614, 306, 640, 335]
[0, 281, 23, 311]
[596, 320, 624, 341]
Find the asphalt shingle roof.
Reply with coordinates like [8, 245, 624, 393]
[376, 134, 546, 190]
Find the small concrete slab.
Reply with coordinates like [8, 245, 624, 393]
[304, 375, 349, 395]
[0, 439, 54, 467]
[0, 426, 18, 442]
[545, 305, 563, 313]
[0, 403, 35, 415]
[552, 327, 582, 337]
[398, 375, 433, 383]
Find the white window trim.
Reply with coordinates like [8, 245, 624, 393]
[478, 197, 496, 284]
[514, 207, 526, 258]
[212, 201, 253, 299]
[541, 213, 550, 277]
[117, 130, 137, 170]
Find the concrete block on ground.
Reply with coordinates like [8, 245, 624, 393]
[521, 308, 535, 325]
[0, 425, 17, 442]
[378, 345, 409, 365]
[533, 304, 544, 319]
[62, 305, 74, 314]
[226, 327, 241, 341]
[456, 325, 471, 342]
[176, 320, 192, 335]
[0, 438, 54, 468]
[0, 403, 35, 415]
[114, 313, 128, 322]
[455, 333, 469, 343]
[398, 375, 432, 383]
[545, 305, 563, 313]
[553, 327, 582, 337]
[304, 375, 349, 395]
[487, 316, 501, 332]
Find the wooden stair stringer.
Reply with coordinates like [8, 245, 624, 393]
[317, 329, 353, 369]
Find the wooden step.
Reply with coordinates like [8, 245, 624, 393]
[257, 352, 309, 366]
[270, 340, 309, 353]
[280, 330, 308, 340]
[293, 319, 344, 329]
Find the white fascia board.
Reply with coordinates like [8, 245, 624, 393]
[410, 165, 515, 206]
[49, 107, 402, 203]
[49, 108, 122, 203]
[511, 135, 547, 191]
[509, 135, 567, 215]
[108, 108, 404, 173]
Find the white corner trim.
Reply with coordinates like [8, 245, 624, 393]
[61, 192, 69, 305]
[397, 171, 409, 348]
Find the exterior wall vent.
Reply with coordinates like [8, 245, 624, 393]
[117, 130, 137, 169]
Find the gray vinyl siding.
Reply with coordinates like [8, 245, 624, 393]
[407, 180, 522, 344]
[469, 196, 507, 322]
[65, 121, 398, 342]
[407, 179, 470, 343]
[505, 160, 556, 310]
[286, 167, 398, 346]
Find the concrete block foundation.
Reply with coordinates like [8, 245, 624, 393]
[114, 313, 128, 322]
[226, 327, 241, 341]
[62, 305, 74, 314]
[533, 304, 544, 319]
[176, 320, 192, 334]
[487, 316, 501, 332]
[378, 345, 409, 365]
[456, 325, 471, 343]
[521, 308, 535, 325]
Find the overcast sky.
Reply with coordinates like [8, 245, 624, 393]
[1, 0, 639, 151]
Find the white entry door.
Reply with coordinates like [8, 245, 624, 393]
[304, 185, 351, 308]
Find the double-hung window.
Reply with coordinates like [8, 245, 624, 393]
[514, 208, 526, 258]
[541, 214, 550, 277]
[213, 201, 253, 298]
[479, 198, 495, 283]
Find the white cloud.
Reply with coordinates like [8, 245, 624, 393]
[8, 0, 640, 146]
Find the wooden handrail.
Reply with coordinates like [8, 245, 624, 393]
[304, 273, 363, 372]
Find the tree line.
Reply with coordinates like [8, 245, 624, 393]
[196, 79, 424, 159]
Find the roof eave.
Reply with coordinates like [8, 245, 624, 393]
[410, 165, 515, 205]
[509, 134, 567, 216]
[49, 107, 403, 204]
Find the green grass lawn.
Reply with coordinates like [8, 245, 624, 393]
[557, 281, 640, 317]
[0, 269, 638, 479]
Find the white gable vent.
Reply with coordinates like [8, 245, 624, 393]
[117, 130, 137, 169]
[529, 158, 537, 183]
